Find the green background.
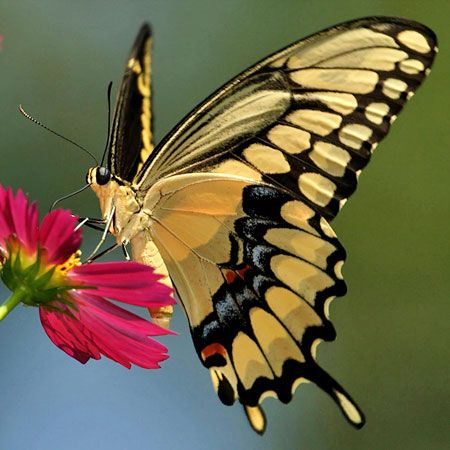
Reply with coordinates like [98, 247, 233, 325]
[0, 1, 449, 449]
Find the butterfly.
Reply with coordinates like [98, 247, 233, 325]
[85, 17, 437, 433]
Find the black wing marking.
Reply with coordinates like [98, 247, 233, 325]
[137, 17, 436, 221]
[108, 23, 154, 182]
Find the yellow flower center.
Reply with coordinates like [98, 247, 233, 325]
[55, 250, 82, 276]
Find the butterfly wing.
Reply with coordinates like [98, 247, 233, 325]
[108, 23, 155, 182]
[118, 17, 436, 430]
[145, 172, 362, 433]
[137, 16, 436, 220]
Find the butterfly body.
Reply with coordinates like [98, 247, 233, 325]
[87, 17, 437, 433]
[87, 167, 176, 327]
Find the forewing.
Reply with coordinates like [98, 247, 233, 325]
[138, 17, 436, 221]
[108, 23, 154, 181]
[146, 173, 363, 432]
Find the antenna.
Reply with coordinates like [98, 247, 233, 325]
[19, 105, 99, 166]
[50, 183, 91, 211]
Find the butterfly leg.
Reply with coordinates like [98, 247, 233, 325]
[122, 242, 131, 260]
[75, 216, 106, 232]
[85, 243, 120, 263]
[85, 206, 116, 261]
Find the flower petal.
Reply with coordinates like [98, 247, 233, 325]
[39, 306, 101, 364]
[77, 294, 176, 338]
[39, 210, 82, 264]
[0, 185, 38, 253]
[70, 262, 175, 307]
[40, 292, 173, 369]
[77, 293, 172, 368]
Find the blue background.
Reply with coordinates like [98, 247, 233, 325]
[1, 1, 449, 449]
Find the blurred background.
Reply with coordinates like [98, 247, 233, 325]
[0, 1, 449, 449]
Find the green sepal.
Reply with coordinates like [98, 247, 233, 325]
[13, 247, 23, 273]
[21, 247, 42, 281]
[33, 266, 55, 289]
[0, 245, 85, 310]
[0, 255, 14, 289]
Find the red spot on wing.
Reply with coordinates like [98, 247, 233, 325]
[224, 270, 237, 283]
[201, 343, 227, 362]
[223, 265, 251, 284]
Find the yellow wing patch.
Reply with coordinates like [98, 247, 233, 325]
[134, 36, 154, 173]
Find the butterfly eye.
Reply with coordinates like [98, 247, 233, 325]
[96, 167, 111, 185]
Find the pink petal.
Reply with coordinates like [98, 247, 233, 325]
[40, 292, 173, 369]
[77, 294, 171, 368]
[39, 306, 101, 364]
[39, 210, 82, 264]
[0, 186, 12, 245]
[77, 294, 176, 338]
[27, 202, 39, 250]
[0, 186, 38, 252]
[70, 262, 175, 307]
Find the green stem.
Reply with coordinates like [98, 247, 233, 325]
[0, 290, 25, 321]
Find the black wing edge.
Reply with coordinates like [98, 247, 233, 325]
[108, 23, 153, 181]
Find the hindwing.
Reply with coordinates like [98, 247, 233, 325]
[145, 173, 363, 432]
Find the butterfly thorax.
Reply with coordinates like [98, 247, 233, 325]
[87, 167, 145, 242]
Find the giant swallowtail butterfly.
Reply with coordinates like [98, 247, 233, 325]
[85, 17, 437, 433]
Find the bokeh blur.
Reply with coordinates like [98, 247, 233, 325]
[1, 1, 449, 449]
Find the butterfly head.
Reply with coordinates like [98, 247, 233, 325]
[87, 166, 111, 186]
[86, 166, 118, 230]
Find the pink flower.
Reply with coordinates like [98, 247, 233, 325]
[0, 185, 175, 368]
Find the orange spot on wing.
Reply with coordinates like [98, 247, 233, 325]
[225, 270, 237, 283]
[201, 343, 227, 362]
[223, 265, 251, 284]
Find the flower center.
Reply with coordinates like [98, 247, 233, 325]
[55, 250, 82, 276]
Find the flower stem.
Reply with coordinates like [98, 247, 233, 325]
[0, 290, 24, 321]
